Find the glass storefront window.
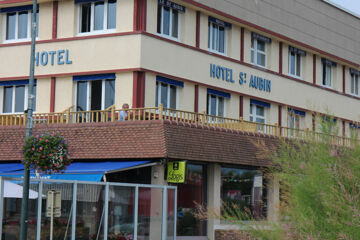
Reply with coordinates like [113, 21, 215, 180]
[221, 167, 264, 220]
[175, 163, 206, 236]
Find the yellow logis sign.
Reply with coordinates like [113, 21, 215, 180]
[167, 161, 186, 183]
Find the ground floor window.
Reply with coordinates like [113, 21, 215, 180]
[174, 163, 207, 236]
[221, 167, 264, 220]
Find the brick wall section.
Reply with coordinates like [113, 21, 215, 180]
[0, 121, 167, 161]
[0, 120, 278, 166]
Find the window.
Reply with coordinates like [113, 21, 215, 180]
[250, 104, 265, 124]
[288, 46, 306, 78]
[157, 0, 185, 39]
[251, 33, 271, 68]
[350, 73, 359, 96]
[287, 109, 305, 137]
[207, 94, 224, 117]
[322, 58, 336, 88]
[2, 6, 39, 42]
[78, 0, 116, 34]
[221, 167, 264, 219]
[155, 82, 177, 109]
[208, 17, 231, 54]
[75, 78, 115, 112]
[173, 163, 207, 236]
[155, 76, 183, 109]
[2, 84, 36, 113]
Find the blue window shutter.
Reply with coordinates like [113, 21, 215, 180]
[0, 5, 36, 13]
[208, 16, 232, 29]
[0, 79, 37, 86]
[156, 76, 184, 88]
[251, 32, 272, 44]
[288, 108, 306, 116]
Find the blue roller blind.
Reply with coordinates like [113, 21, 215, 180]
[350, 68, 359, 76]
[158, 0, 186, 13]
[0, 80, 37, 86]
[75, 0, 103, 4]
[250, 99, 270, 108]
[289, 46, 306, 56]
[321, 58, 337, 67]
[207, 88, 231, 99]
[350, 123, 360, 129]
[288, 108, 306, 116]
[251, 32, 272, 43]
[156, 76, 184, 88]
[208, 16, 232, 29]
[73, 73, 115, 82]
[0, 5, 37, 13]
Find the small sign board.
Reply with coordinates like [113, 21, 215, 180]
[167, 161, 186, 183]
[46, 190, 61, 218]
[253, 175, 263, 188]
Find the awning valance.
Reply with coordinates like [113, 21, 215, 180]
[0, 80, 37, 86]
[207, 88, 231, 99]
[156, 76, 184, 88]
[0, 161, 155, 182]
[250, 99, 270, 108]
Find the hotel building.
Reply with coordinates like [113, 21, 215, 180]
[0, 0, 359, 239]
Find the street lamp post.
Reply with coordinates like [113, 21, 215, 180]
[19, 0, 37, 239]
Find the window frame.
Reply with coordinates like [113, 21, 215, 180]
[350, 74, 359, 96]
[288, 51, 302, 78]
[249, 104, 266, 124]
[2, 9, 38, 43]
[322, 63, 333, 88]
[208, 21, 226, 55]
[74, 78, 115, 111]
[157, 3, 180, 41]
[1, 85, 30, 114]
[77, 0, 117, 36]
[206, 93, 225, 117]
[251, 38, 267, 68]
[155, 81, 178, 109]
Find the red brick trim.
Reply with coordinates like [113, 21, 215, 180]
[278, 105, 282, 127]
[50, 77, 56, 112]
[343, 65, 346, 93]
[312, 113, 316, 131]
[52, 1, 58, 39]
[239, 95, 243, 118]
[279, 42, 283, 74]
[240, 27, 244, 62]
[313, 54, 317, 84]
[196, 11, 200, 48]
[133, 0, 147, 31]
[194, 85, 199, 112]
[132, 71, 145, 108]
[342, 120, 345, 137]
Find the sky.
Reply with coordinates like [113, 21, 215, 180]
[328, 0, 360, 16]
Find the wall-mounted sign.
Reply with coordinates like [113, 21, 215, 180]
[167, 161, 186, 183]
[210, 64, 271, 93]
[35, 49, 72, 67]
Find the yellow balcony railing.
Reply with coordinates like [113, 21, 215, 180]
[0, 104, 357, 147]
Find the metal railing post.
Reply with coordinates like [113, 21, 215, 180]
[104, 183, 109, 239]
[0, 177, 4, 240]
[36, 180, 43, 240]
[161, 187, 167, 240]
[134, 186, 139, 240]
[71, 182, 77, 240]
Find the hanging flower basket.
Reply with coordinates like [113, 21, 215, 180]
[22, 133, 72, 174]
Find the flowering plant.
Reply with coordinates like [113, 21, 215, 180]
[22, 133, 71, 174]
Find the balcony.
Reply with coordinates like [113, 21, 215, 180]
[0, 105, 356, 147]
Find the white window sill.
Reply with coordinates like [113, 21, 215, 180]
[76, 29, 116, 37]
[321, 84, 333, 89]
[208, 48, 227, 56]
[288, 73, 302, 80]
[350, 92, 360, 97]
[3, 38, 32, 44]
[251, 62, 267, 69]
[157, 33, 180, 42]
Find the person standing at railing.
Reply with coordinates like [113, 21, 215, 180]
[120, 103, 129, 121]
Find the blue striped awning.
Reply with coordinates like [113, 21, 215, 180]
[0, 161, 153, 182]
